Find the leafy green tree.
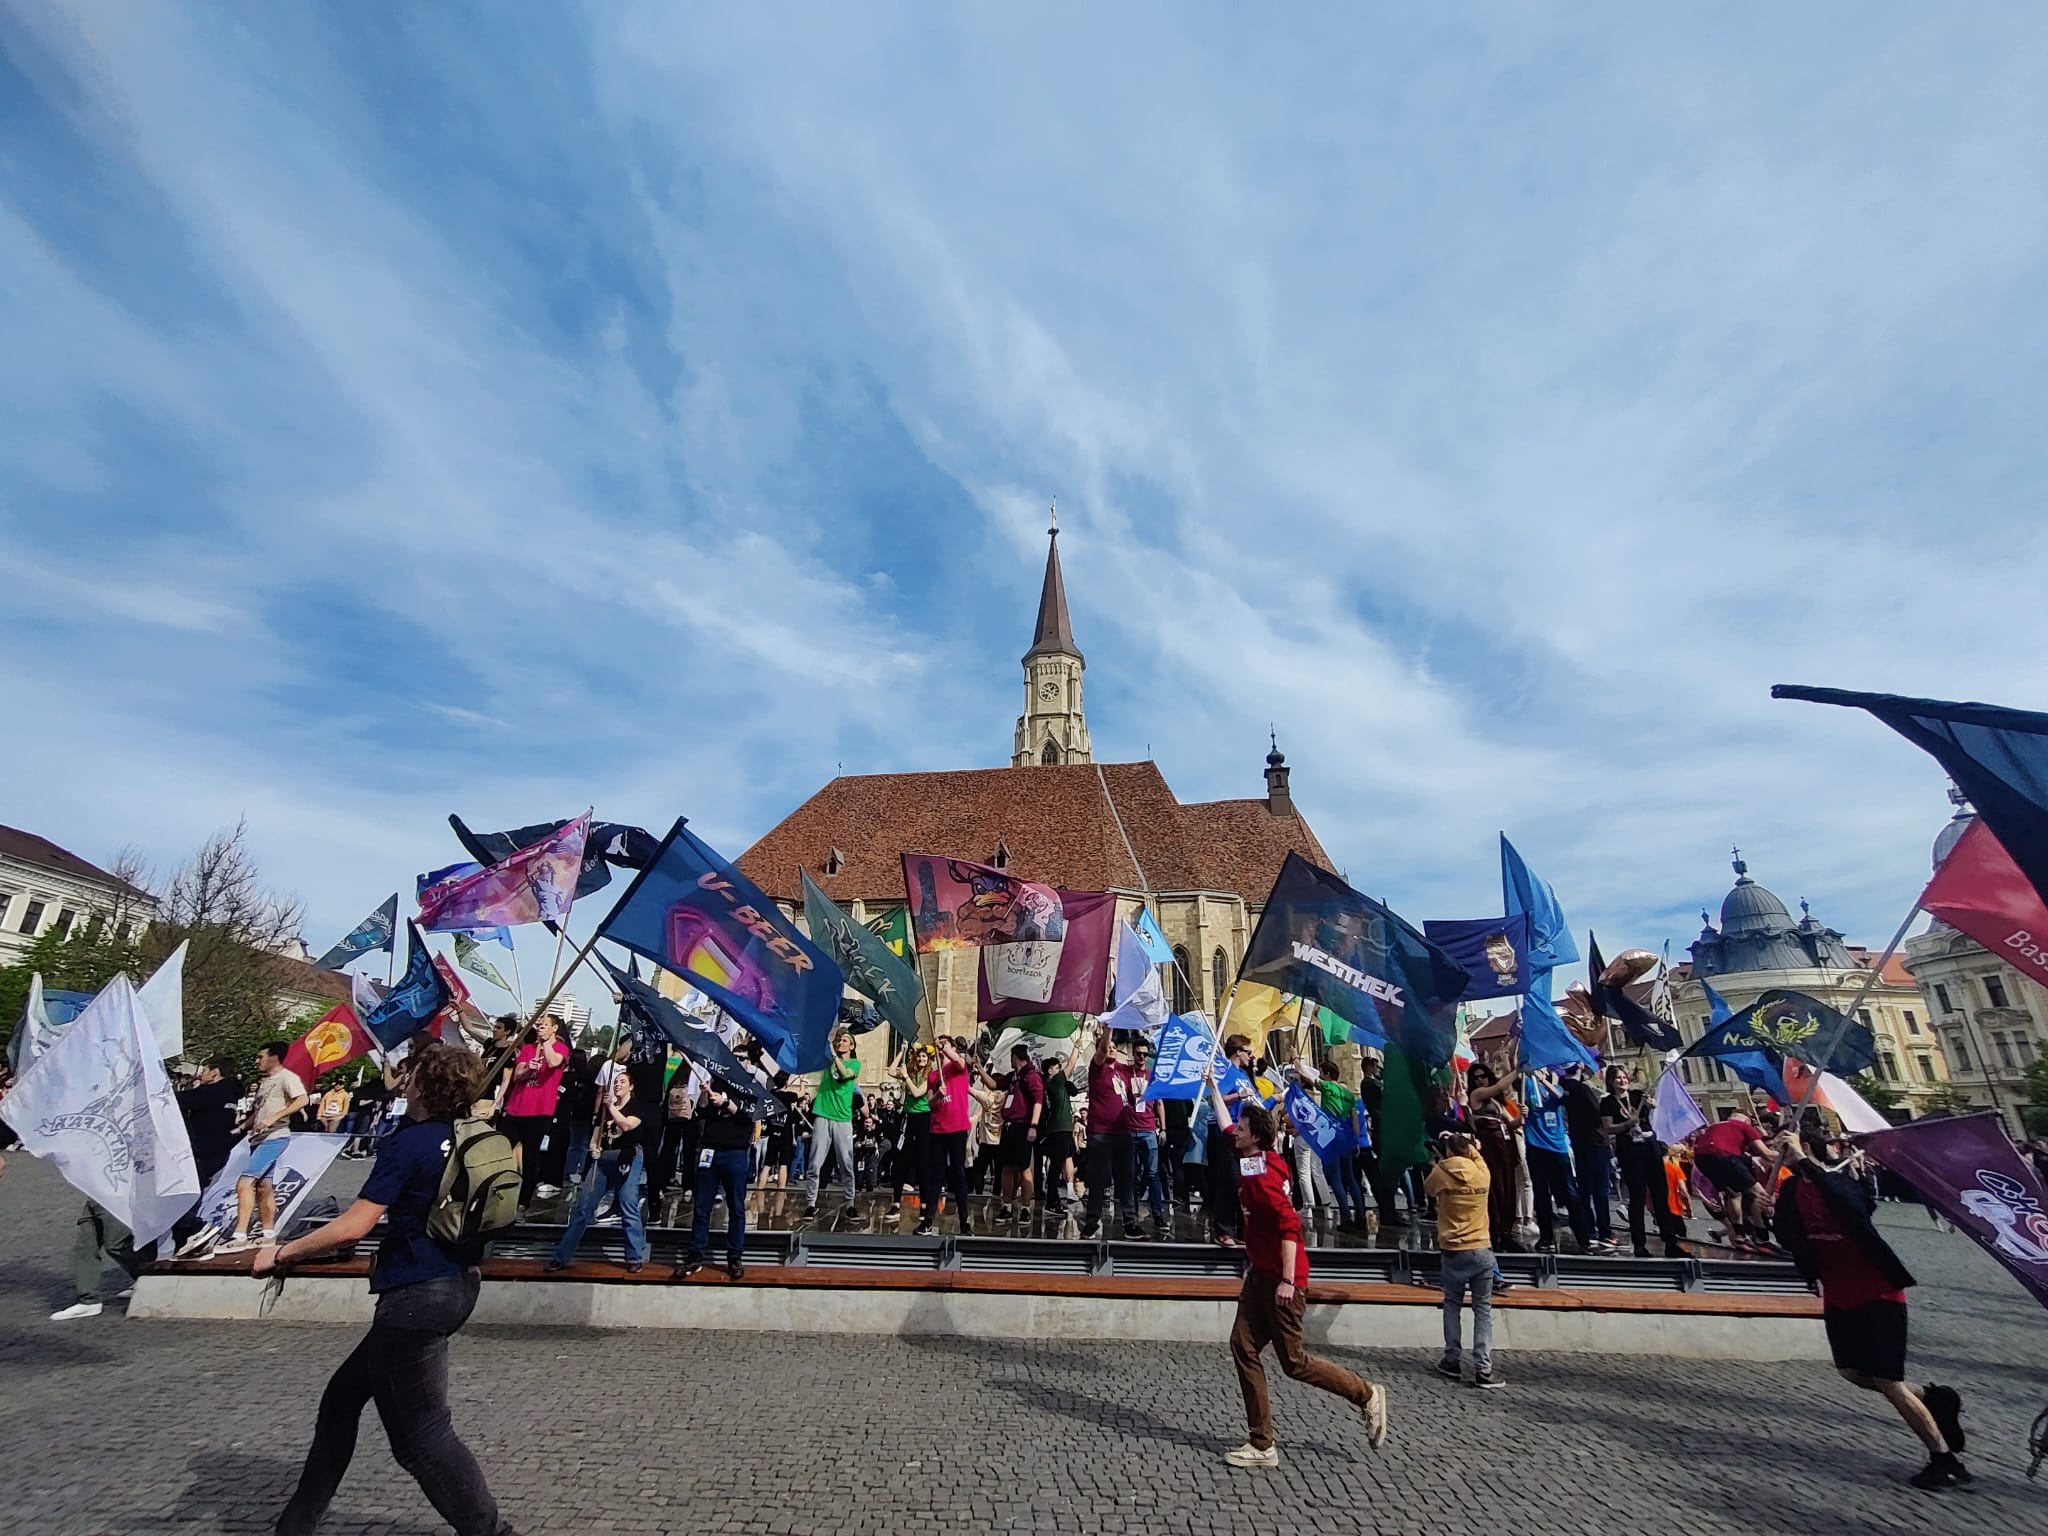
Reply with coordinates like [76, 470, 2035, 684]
[2021, 1056, 2048, 1137]
[1850, 1071, 1902, 1114]
[1917, 1082, 1972, 1117]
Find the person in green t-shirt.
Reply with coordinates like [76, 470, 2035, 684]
[803, 1028, 861, 1216]
[1038, 1056, 1078, 1215]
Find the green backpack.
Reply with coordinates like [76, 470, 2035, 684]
[427, 1117, 522, 1251]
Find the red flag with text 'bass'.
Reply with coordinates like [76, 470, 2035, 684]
[1918, 818, 2048, 992]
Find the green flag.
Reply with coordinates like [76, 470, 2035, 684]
[863, 904, 913, 961]
[1316, 1004, 1348, 1047]
[1374, 1041, 1433, 1177]
[1002, 1011, 1085, 1038]
[453, 932, 512, 994]
[801, 871, 924, 1043]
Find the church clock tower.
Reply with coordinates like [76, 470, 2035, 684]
[1012, 508, 1092, 767]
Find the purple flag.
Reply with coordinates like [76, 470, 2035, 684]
[1862, 1114, 2048, 1314]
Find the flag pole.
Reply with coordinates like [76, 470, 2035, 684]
[490, 926, 605, 1088]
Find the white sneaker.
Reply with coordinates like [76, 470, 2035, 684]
[51, 1302, 103, 1321]
[1224, 1442, 1279, 1469]
[115, 1286, 135, 1300]
[535, 1183, 562, 1199]
[214, 1233, 255, 1255]
[1361, 1383, 1390, 1449]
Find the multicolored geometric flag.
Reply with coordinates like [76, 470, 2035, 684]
[1423, 914, 1531, 1001]
[449, 814, 660, 903]
[314, 894, 398, 970]
[801, 871, 923, 1043]
[901, 853, 1063, 953]
[1239, 852, 1468, 1065]
[977, 889, 1115, 1024]
[452, 931, 513, 994]
[364, 921, 453, 1050]
[1918, 818, 2048, 992]
[1774, 686, 2048, 910]
[599, 819, 841, 1075]
[418, 814, 589, 933]
[1861, 1114, 2048, 1313]
[282, 1003, 378, 1085]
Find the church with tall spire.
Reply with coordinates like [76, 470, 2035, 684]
[720, 505, 1335, 1056]
[1012, 508, 1093, 767]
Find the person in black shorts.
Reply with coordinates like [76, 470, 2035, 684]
[1773, 1130, 1970, 1491]
[980, 1044, 1043, 1221]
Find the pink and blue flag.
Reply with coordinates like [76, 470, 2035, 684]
[418, 813, 590, 933]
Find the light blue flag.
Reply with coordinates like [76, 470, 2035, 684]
[1133, 907, 1173, 966]
[1102, 921, 1169, 1030]
[1285, 1081, 1356, 1161]
[1500, 835, 1580, 970]
[1143, 1013, 1217, 1101]
[1517, 990, 1600, 1072]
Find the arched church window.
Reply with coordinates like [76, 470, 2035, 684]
[1211, 948, 1227, 1008]
[1041, 739, 1060, 765]
[1171, 947, 1193, 1015]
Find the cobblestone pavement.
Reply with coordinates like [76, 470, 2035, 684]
[2, 1155, 2043, 1536]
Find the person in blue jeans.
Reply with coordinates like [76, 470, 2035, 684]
[1425, 1132, 1502, 1387]
[676, 1081, 757, 1279]
[1128, 1039, 1171, 1231]
[546, 1067, 647, 1273]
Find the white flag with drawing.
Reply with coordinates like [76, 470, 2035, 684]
[136, 940, 188, 1060]
[6, 974, 199, 1245]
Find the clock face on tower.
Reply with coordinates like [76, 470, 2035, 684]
[1038, 680, 1059, 702]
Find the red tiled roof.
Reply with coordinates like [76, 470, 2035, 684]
[0, 823, 150, 898]
[1847, 947, 1917, 987]
[736, 761, 1331, 905]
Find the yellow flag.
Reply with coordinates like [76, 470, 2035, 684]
[1223, 981, 1293, 1053]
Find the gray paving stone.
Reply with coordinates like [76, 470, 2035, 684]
[1, 1153, 2044, 1534]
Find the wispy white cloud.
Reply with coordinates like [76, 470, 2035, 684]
[3, 1, 2045, 1004]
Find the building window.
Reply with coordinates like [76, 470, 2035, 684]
[991, 839, 1010, 870]
[1985, 975, 2011, 1010]
[1992, 1032, 2016, 1071]
[2020, 1036, 2039, 1066]
[1950, 1036, 1971, 1072]
[1915, 1053, 1934, 1082]
[1709, 1059, 1729, 1084]
[1934, 983, 1953, 1015]
[53, 907, 77, 939]
[1857, 1009, 1873, 1028]
[1171, 947, 1193, 1015]
[1211, 948, 1227, 1009]
[17, 899, 45, 935]
[1041, 739, 1060, 765]
[1879, 1052, 1900, 1083]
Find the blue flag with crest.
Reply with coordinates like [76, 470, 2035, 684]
[364, 920, 452, 1050]
[1284, 1081, 1356, 1161]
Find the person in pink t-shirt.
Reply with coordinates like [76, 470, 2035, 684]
[502, 1014, 568, 1208]
[922, 1036, 980, 1236]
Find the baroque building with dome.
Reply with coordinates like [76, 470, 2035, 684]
[1665, 851, 1951, 1123]
[1902, 789, 2045, 1135]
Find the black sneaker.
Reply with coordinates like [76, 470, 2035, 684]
[1910, 1452, 1964, 1490]
[676, 1255, 708, 1278]
[543, 1257, 569, 1273]
[1472, 1370, 1507, 1389]
[803, 1203, 820, 1219]
[995, 1204, 1013, 1222]
[1432, 1357, 1463, 1381]
[1123, 1225, 1149, 1242]
[726, 1259, 745, 1281]
[914, 1220, 935, 1236]
[887, 1202, 902, 1219]
[1078, 1221, 1101, 1240]
[1923, 1383, 1966, 1454]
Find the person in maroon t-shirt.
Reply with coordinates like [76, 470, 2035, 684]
[1206, 1064, 1387, 1469]
[1773, 1132, 1970, 1491]
[978, 1045, 1043, 1222]
[1694, 1114, 1773, 1247]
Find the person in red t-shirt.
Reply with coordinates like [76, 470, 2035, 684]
[1206, 1064, 1387, 1469]
[1773, 1132, 1970, 1491]
[1693, 1114, 1773, 1247]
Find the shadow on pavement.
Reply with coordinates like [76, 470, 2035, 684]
[154, 1449, 444, 1536]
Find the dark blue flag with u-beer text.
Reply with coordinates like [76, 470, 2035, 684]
[605, 957, 784, 1122]
[1774, 686, 2048, 910]
[363, 920, 452, 1050]
[1239, 853, 1469, 1065]
[597, 819, 842, 1075]
[1422, 914, 1531, 1001]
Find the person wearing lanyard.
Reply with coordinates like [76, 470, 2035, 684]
[1081, 1031, 1144, 1240]
[677, 1080, 759, 1281]
[257, 1044, 514, 1536]
[1126, 1038, 1170, 1235]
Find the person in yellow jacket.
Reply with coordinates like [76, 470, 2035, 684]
[1425, 1131, 1503, 1388]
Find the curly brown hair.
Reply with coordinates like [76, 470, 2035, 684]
[1238, 1101, 1278, 1149]
[407, 1043, 482, 1121]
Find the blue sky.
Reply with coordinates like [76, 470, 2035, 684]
[4, 3, 2046, 1017]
